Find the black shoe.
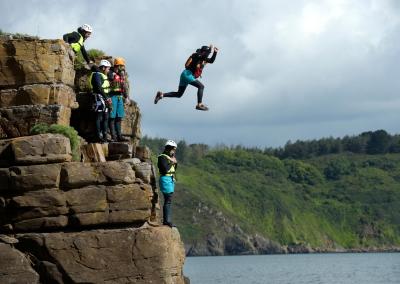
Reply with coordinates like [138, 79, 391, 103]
[154, 91, 163, 104]
[195, 104, 209, 111]
[163, 222, 176, 228]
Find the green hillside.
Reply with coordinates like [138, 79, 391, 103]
[142, 133, 400, 253]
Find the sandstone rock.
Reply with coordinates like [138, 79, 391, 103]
[0, 234, 18, 244]
[9, 164, 61, 191]
[13, 216, 68, 231]
[11, 134, 71, 165]
[0, 243, 39, 284]
[107, 184, 153, 224]
[0, 84, 78, 108]
[108, 142, 133, 160]
[133, 162, 153, 184]
[60, 162, 106, 188]
[16, 227, 186, 283]
[96, 161, 136, 184]
[0, 89, 17, 107]
[0, 39, 75, 88]
[0, 106, 71, 138]
[7, 189, 68, 222]
[66, 185, 108, 213]
[70, 212, 109, 226]
[122, 100, 141, 143]
[36, 261, 64, 284]
[134, 145, 151, 161]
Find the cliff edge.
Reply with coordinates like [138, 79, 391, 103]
[0, 36, 187, 283]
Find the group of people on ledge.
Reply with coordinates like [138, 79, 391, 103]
[63, 24, 129, 143]
[63, 23, 219, 227]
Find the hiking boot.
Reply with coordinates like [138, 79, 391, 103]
[117, 136, 129, 142]
[154, 91, 163, 104]
[163, 222, 176, 228]
[195, 104, 209, 111]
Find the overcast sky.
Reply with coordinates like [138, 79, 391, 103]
[2, 0, 400, 147]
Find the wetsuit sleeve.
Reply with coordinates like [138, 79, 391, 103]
[107, 70, 114, 81]
[158, 155, 172, 175]
[63, 31, 80, 44]
[80, 45, 90, 63]
[206, 51, 217, 63]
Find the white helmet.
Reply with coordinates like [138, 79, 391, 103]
[99, 59, 111, 67]
[81, 24, 93, 33]
[165, 140, 177, 148]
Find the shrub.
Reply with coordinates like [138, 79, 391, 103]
[285, 159, 323, 185]
[30, 123, 80, 161]
[74, 48, 106, 70]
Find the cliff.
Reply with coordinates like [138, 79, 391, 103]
[142, 137, 400, 256]
[0, 36, 187, 283]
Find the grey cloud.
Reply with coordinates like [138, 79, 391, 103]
[1, 0, 400, 147]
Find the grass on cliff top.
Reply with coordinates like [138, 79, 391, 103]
[0, 29, 39, 39]
[30, 123, 80, 161]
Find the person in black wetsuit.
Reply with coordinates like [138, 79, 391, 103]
[89, 60, 112, 142]
[63, 24, 93, 64]
[154, 45, 219, 111]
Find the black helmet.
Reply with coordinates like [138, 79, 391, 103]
[196, 45, 211, 54]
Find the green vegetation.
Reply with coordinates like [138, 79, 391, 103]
[74, 48, 106, 69]
[142, 135, 400, 249]
[0, 29, 39, 39]
[30, 124, 80, 161]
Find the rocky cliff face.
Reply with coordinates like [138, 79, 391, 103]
[0, 37, 187, 283]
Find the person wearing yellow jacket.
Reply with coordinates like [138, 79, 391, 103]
[63, 24, 93, 64]
[89, 59, 112, 142]
[157, 140, 178, 227]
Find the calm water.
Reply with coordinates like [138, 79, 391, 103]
[184, 253, 400, 284]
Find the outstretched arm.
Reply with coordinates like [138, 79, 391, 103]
[206, 47, 218, 63]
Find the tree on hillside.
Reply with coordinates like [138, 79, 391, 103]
[366, 130, 391, 154]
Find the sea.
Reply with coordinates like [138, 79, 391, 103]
[184, 253, 400, 284]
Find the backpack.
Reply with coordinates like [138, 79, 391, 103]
[185, 55, 206, 78]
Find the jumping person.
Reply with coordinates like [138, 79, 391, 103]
[63, 24, 93, 64]
[157, 140, 178, 227]
[154, 45, 219, 111]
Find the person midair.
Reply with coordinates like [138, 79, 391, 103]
[108, 57, 130, 142]
[154, 45, 219, 111]
[63, 24, 93, 64]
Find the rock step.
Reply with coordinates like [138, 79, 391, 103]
[0, 84, 78, 109]
[0, 134, 72, 167]
[0, 105, 71, 139]
[0, 38, 75, 88]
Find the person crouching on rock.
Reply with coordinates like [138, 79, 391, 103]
[108, 57, 130, 142]
[154, 45, 219, 111]
[158, 140, 178, 227]
[63, 24, 94, 65]
[89, 59, 112, 143]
